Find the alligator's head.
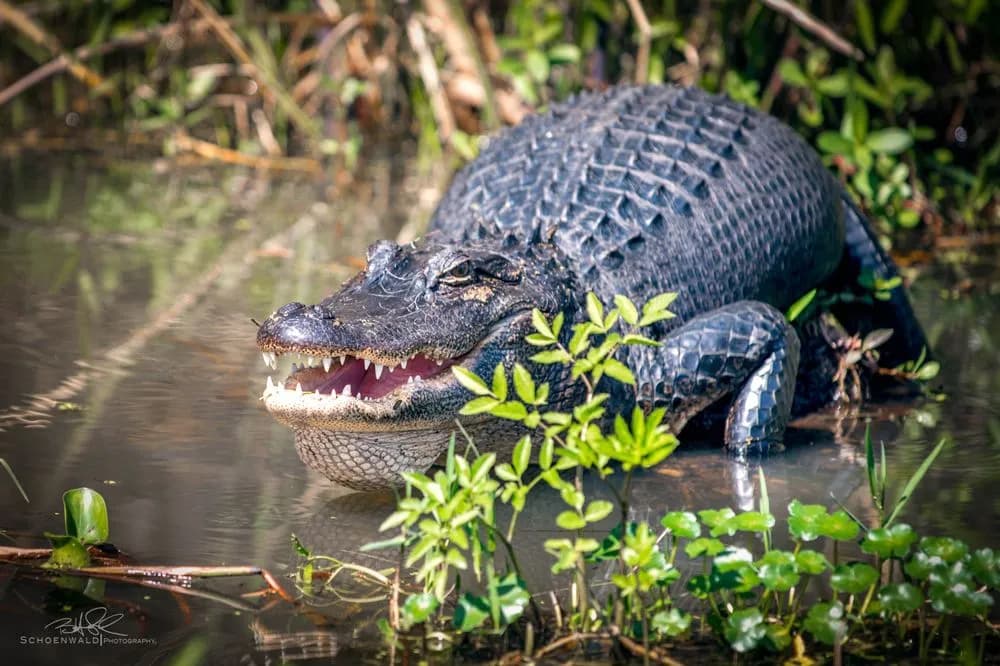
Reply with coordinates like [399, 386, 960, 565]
[256, 236, 576, 490]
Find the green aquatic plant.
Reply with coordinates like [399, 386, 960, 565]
[313, 292, 997, 663]
[43, 487, 110, 569]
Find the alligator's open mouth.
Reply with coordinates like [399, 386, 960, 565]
[258, 347, 462, 423]
[261, 350, 458, 401]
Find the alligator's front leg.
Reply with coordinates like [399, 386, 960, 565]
[631, 301, 800, 455]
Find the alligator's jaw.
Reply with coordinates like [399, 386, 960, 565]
[260, 350, 459, 431]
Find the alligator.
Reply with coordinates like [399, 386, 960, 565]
[256, 85, 926, 491]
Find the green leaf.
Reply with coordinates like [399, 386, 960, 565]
[584, 500, 614, 523]
[614, 295, 639, 325]
[556, 510, 586, 530]
[651, 608, 691, 638]
[878, 582, 923, 614]
[530, 349, 571, 364]
[786, 288, 818, 321]
[880, 0, 908, 32]
[777, 58, 808, 86]
[512, 363, 537, 403]
[491, 364, 508, 401]
[491, 401, 528, 421]
[453, 593, 489, 631]
[862, 523, 917, 559]
[818, 510, 860, 541]
[43, 534, 90, 569]
[920, 536, 968, 564]
[452, 366, 493, 396]
[816, 71, 850, 97]
[602, 358, 635, 386]
[729, 511, 776, 533]
[804, 601, 847, 645]
[513, 436, 531, 475]
[817, 131, 854, 155]
[796, 549, 831, 575]
[698, 508, 736, 530]
[884, 438, 947, 527]
[379, 510, 411, 532]
[831, 562, 879, 594]
[855, 0, 876, 52]
[724, 608, 766, 653]
[460, 396, 501, 415]
[685, 537, 726, 558]
[524, 49, 550, 83]
[866, 128, 914, 155]
[639, 292, 678, 326]
[401, 593, 438, 628]
[970, 548, 1000, 587]
[547, 43, 581, 64]
[530, 308, 554, 339]
[585, 292, 604, 326]
[660, 511, 701, 539]
[787, 500, 828, 541]
[63, 488, 109, 545]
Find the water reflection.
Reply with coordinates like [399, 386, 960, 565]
[0, 157, 997, 664]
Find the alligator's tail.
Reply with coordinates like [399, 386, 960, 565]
[827, 195, 929, 368]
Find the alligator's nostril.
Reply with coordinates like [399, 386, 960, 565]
[276, 302, 305, 317]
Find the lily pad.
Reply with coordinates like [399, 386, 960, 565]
[758, 551, 800, 591]
[878, 582, 923, 614]
[795, 549, 831, 575]
[728, 510, 776, 533]
[862, 523, 917, 559]
[453, 593, 490, 631]
[401, 593, 438, 628]
[904, 551, 946, 580]
[920, 536, 968, 564]
[830, 562, 879, 594]
[804, 601, 847, 645]
[685, 537, 726, 558]
[651, 608, 691, 638]
[699, 508, 736, 536]
[787, 500, 828, 541]
[970, 548, 1000, 588]
[724, 608, 766, 653]
[660, 511, 701, 539]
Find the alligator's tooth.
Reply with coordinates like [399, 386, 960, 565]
[415, 375, 422, 382]
[262, 352, 270, 367]
[436, 359, 443, 366]
[339, 355, 346, 365]
[272, 353, 279, 369]
[363, 358, 371, 370]
[400, 358, 408, 370]
[342, 384, 351, 397]
[386, 364, 395, 373]
[323, 357, 332, 372]
[374, 364, 384, 380]
[407, 376, 413, 384]
[329, 387, 337, 397]
[295, 382, 303, 395]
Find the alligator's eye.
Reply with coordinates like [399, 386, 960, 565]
[440, 260, 475, 286]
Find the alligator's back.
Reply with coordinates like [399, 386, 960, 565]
[430, 86, 846, 323]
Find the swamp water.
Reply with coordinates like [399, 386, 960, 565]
[0, 157, 997, 664]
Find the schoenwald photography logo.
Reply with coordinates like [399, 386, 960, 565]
[20, 606, 157, 647]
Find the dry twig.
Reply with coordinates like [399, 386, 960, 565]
[761, 0, 864, 61]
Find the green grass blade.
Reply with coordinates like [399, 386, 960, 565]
[0, 458, 29, 503]
[884, 437, 948, 528]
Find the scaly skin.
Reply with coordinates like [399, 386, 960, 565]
[256, 85, 926, 490]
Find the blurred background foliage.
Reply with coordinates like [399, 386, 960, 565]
[0, 0, 996, 234]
